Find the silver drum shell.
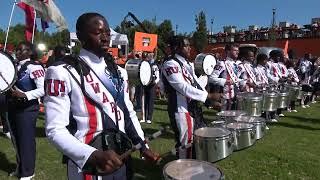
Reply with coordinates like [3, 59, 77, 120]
[194, 127, 233, 163]
[297, 86, 303, 99]
[262, 91, 279, 112]
[235, 116, 266, 140]
[227, 123, 256, 151]
[278, 91, 289, 109]
[243, 93, 263, 117]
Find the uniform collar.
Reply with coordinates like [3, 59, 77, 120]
[175, 54, 189, 65]
[226, 57, 235, 62]
[18, 58, 30, 66]
[80, 48, 104, 64]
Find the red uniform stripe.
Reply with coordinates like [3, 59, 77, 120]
[84, 97, 98, 144]
[185, 113, 192, 143]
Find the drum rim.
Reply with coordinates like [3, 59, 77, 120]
[195, 53, 216, 76]
[0, 51, 17, 93]
[194, 127, 232, 140]
[139, 60, 152, 86]
[125, 59, 152, 86]
[163, 159, 224, 180]
[226, 122, 255, 131]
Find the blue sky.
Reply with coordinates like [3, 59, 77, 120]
[0, 0, 319, 34]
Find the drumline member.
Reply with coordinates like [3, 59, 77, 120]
[209, 43, 241, 110]
[255, 54, 269, 89]
[276, 53, 289, 117]
[310, 57, 320, 103]
[287, 60, 300, 112]
[238, 50, 257, 92]
[299, 53, 313, 108]
[7, 42, 45, 179]
[161, 35, 221, 159]
[44, 13, 159, 180]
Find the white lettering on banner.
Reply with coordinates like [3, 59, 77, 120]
[224, 61, 238, 84]
[244, 64, 257, 85]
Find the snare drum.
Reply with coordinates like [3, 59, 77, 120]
[0, 51, 17, 93]
[278, 91, 289, 109]
[163, 159, 225, 180]
[194, 127, 233, 162]
[216, 110, 247, 123]
[226, 122, 256, 150]
[262, 91, 279, 112]
[236, 92, 248, 110]
[125, 59, 152, 86]
[235, 116, 266, 140]
[243, 93, 263, 117]
[194, 53, 216, 75]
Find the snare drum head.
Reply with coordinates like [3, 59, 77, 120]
[194, 127, 231, 138]
[227, 122, 254, 129]
[235, 116, 265, 123]
[139, 61, 152, 86]
[0, 52, 16, 93]
[217, 110, 247, 117]
[202, 54, 216, 75]
[163, 159, 222, 180]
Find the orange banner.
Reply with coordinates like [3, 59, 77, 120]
[134, 32, 158, 52]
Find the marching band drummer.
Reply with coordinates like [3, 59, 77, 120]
[287, 60, 300, 112]
[237, 49, 258, 92]
[162, 35, 221, 159]
[255, 54, 269, 89]
[44, 13, 159, 180]
[299, 53, 313, 108]
[208, 43, 241, 110]
[7, 42, 45, 179]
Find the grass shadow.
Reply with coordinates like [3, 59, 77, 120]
[270, 121, 320, 131]
[155, 100, 168, 106]
[153, 107, 167, 111]
[36, 126, 46, 138]
[0, 151, 16, 175]
[285, 115, 320, 124]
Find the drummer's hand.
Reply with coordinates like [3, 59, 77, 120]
[141, 149, 161, 164]
[87, 150, 123, 173]
[208, 92, 223, 101]
[10, 89, 27, 98]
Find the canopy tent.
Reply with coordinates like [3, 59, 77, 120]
[69, 28, 129, 46]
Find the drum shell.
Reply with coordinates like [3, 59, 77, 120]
[194, 53, 216, 76]
[297, 86, 303, 99]
[163, 159, 225, 180]
[194, 128, 233, 163]
[236, 92, 247, 110]
[243, 93, 263, 117]
[227, 123, 256, 151]
[216, 110, 247, 123]
[287, 85, 300, 101]
[262, 92, 279, 112]
[278, 91, 289, 108]
[235, 116, 266, 140]
[125, 59, 151, 86]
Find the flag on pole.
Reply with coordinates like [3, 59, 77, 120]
[21, 0, 68, 31]
[17, 2, 37, 42]
[283, 39, 289, 58]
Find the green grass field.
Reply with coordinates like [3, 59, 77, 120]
[0, 100, 320, 180]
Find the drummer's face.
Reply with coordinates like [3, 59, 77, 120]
[81, 16, 111, 57]
[15, 44, 31, 61]
[246, 51, 255, 63]
[180, 39, 191, 60]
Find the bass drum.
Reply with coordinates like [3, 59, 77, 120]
[0, 51, 17, 93]
[194, 53, 216, 75]
[125, 59, 152, 86]
[163, 159, 225, 180]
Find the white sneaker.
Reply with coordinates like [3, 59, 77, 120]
[146, 120, 152, 124]
[302, 105, 306, 108]
[20, 174, 34, 180]
[292, 110, 298, 112]
[140, 119, 146, 123]
[279, 114, 285, 117]
[9, 169, 19, 177]
[266, 126, 270, 130]
[287, 109, 292, 112]
[271, 119, 278, 122]
[306, 105, 310, 108]
[311, 101, 317, 104]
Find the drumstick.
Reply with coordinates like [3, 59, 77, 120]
[0, 72, 10, 86]
[119, 126, 170, 162]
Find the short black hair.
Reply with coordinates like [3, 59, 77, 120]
[167, 35, 189, 54]
[269, 50, 283, 59]
[76, 12, 107, 41]
[17, 41, 38, 61]
[225, 43, 239, 51]
[257, 53, 268, 63]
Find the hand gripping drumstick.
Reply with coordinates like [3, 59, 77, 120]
[119, 126, 170, 163]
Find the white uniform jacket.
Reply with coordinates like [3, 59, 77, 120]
[208, 57, 242, 99]
[266, 60, 281, 83]
[44, 49, 146, 170]
[238, 61, 257, 92]
[255, 65, 269, 87]
[17, 58, 45, 100]
[277, 62, 289, 78]
[161, 54, 208, 113]
[288, 67, 299, 85]
[299, 59, 312, 84]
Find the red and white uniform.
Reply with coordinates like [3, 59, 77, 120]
[44, 49, 146, 179]
[288, 67, 300, 85]
[255, 65, 269, 88]
[238, 61, 257, 92]
[277, 62, 289, 78]
[266, 60, 281, 83]
[162, 54, 207, 158]
[209, 57, 240, 99]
